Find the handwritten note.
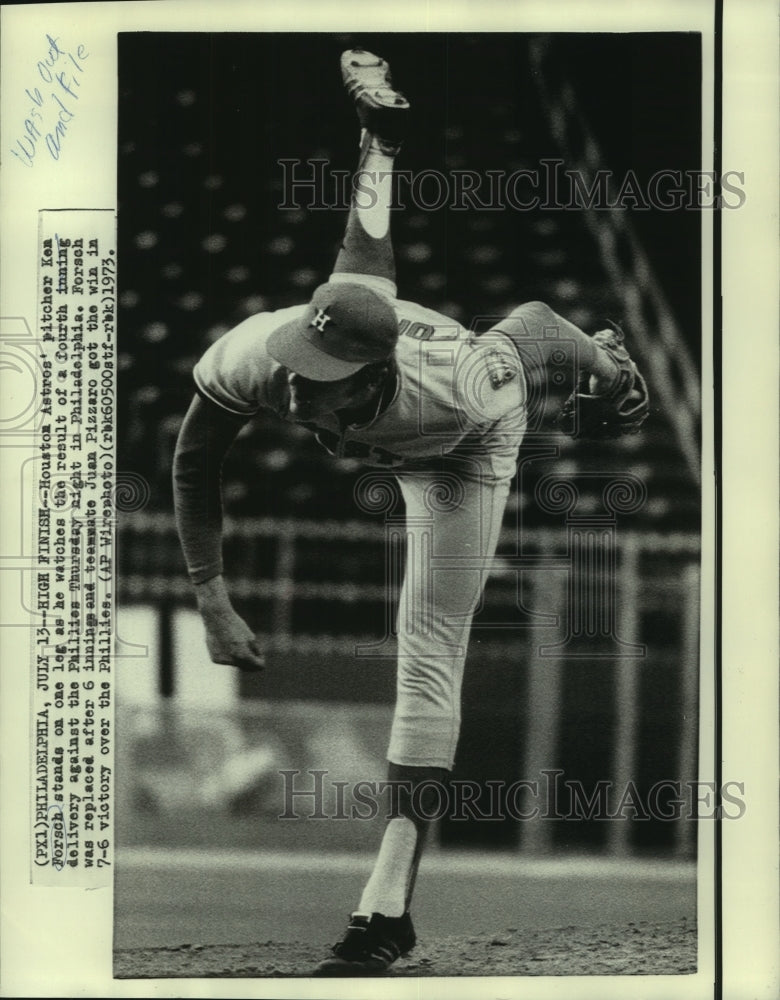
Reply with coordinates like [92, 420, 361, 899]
[11, 33, 89, 166]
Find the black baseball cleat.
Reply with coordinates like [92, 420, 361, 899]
[313, 911, 416, 976]
[340, 48, 410, 154]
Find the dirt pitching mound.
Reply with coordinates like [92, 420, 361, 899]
[115, 916, 695, 978]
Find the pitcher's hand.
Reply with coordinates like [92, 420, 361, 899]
[196, 576, 265, 671]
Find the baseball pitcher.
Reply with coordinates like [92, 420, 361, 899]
[172, 49, 649, 975]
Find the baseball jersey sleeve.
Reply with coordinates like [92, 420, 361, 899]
[454, 330, 527, 425]
[193, 306, 304, 415]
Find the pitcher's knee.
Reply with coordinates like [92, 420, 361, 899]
[507, 300, 557, 327]
[488, 300, 567, 346]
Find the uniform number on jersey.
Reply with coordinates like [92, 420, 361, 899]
[302, 423, 404, 467]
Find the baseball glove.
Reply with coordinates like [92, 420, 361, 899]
[559, 321, 650, 439]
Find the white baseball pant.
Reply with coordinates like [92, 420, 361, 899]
[387, 465, 513, 770]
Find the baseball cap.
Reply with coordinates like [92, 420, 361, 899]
[266, 282, 399, 381]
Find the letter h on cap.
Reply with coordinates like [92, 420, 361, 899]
[310, 309, 332, 333]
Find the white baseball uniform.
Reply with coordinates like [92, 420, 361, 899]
[194, 287, 528, 768]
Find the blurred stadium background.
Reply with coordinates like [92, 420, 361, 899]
[115, 33, 702, 948]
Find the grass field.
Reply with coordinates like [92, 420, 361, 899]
[114, 848, 697, 978]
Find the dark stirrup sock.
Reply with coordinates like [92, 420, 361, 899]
[332, 132, 397, 287]
[357, 763, 450, 916]
[387, 762, 450, 910]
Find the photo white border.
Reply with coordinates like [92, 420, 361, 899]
[1, 1, 776, 997]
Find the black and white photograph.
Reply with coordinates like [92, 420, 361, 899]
[113, 28, 705, 980]
[0, 3, 778, 999]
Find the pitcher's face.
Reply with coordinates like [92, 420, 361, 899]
[286, 369, 369, 420]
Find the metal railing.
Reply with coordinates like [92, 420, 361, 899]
[118, 512, 701, 857]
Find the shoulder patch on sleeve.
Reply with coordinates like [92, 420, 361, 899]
[485, 347, 518, 389]
[454, 335, 525, 424]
